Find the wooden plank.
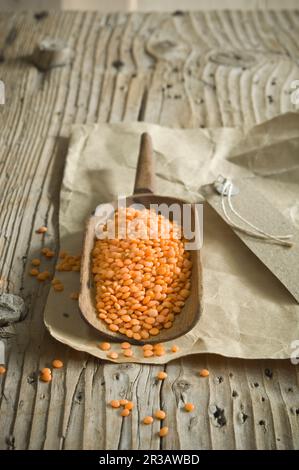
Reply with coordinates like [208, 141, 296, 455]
[0, 10, 298, 450]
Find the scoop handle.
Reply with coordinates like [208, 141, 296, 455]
[133, 132, 156, 194]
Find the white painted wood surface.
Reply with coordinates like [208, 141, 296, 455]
[0, 10, 299, 449]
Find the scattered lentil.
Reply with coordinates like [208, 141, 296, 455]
[107, 351, 118, 360]
[199, 369, 209, 378]
[40, 373, 52, 382]
[143, 416, 154, 425]
[99, 342, 111, 351]
[29, 268, 39, 276]
[155, 410, 166, 420]
[120, 399, 128, 406]
[110, 400, 120, 408]
[143, 350, 154, 358]
[37, 226, 47, 234]
[125, 401, 134, 411]
[40, 367, 52, 382]
[184, 402, 195, 412]
[142, 344, 153, 351]
[53, 283, 64, 292]
[31, 259, 41, 266]
[123, 349, 133, 357]
[159, 426, 169, 437]
[52, 359, 63, 369]
[37, 271, 50, 282]
[157, 371, 167, 380]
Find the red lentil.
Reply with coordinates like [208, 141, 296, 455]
[155, 410, 166, 420]
[37, 226, 47, 234]
[125, 402, 134, 411]
[110, 400, 120, 408]
[184, 403, 195, 412]
[143, 416, 154, 425]
[52, 359, 63, 369]
[157, 371, 167, 380]
[31, 259, 41, 266]
[159, 426, 169, 437]
[99, 342, 111, 351]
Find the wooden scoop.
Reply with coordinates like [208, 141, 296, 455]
[79, 133, 203, 345]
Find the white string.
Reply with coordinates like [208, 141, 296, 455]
[220, 179, 293, 248]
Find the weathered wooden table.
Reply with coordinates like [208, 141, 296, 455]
[0, 10, 299, 450]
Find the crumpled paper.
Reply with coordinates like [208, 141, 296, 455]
[44, 113, 299, 363]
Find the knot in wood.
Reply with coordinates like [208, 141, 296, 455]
[31, 37, 74, 71]
[176, 379, 191, 391]
[156, 40, 177, 51]
[209, 49, 256, 68]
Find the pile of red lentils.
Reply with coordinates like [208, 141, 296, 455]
[92, 207, 192, 340]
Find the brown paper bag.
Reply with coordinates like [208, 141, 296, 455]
[44, 115, 299, 363]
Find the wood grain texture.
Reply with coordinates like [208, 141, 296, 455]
[0, 10, 299, 450]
